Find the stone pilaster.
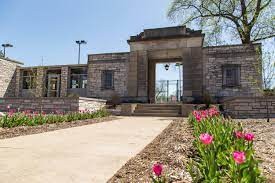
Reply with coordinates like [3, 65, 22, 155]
[15, 68, 21, 97]
[137, 51, 148, 98]
[60, 66, 69, 97]
[35, 67, 46, 97]
[127, 51, 138, 97]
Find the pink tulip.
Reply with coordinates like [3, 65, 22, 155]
[152, 163, 163, 177]
[200, 133, 214, 145]
[244, 133, 255, 141]
[235, 131, 244, 139]
[233, 151, 246, 164]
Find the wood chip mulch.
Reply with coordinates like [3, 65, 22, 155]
[237, 118, 275, 182]
[0, 116, 116, 140]
[108, 118, 194, 183]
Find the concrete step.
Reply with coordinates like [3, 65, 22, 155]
[134, 109, 180, 114]
[133, 104, 182, 117]
[133, 113, 181, 117]
[136, 105, 181, 110]
[136, 104, 181, 108]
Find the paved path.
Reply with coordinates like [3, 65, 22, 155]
[0, 116, 173, 183]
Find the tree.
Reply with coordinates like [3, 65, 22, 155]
[0, 50, 4, 58]
[155, 80, 168, 103]
[168, 0, 275, 45]
[262, 50, 275, 89]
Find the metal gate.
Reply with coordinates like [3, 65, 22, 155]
[155, 80, 183, 103]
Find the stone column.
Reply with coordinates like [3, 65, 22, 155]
[15, 67, 21, 97]
[137, 51, 148, 99]
[182, 48, 193, 101]
[127, 51, 138, 97]
[60, 66, 69, 97]
[35, 67, 46, 97]
[148, 60, 156, 103]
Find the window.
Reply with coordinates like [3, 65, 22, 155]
[70, 68, 87, 89]
[102, 70, 114, 89]
[222, 65, 240, 87]
[22, 70, 37, 89]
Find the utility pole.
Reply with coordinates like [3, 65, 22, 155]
[75, 40, 87, 64]
[1, 43, 13, 58]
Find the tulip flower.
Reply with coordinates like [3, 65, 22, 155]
[244, 133, 255, 141]
[200, 133, 214, 145]
[152, 163, 163, 177]
[233, 151, 246, 164]
[234, 131, 244, 139]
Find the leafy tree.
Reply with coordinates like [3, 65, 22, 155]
[168, 0, 275, 45]
[0, 50, 4, 58]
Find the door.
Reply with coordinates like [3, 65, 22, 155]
[47, 74, 60, 97]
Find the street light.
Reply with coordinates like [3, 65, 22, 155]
[1, 43, 13, 58]
[164, 64, 170, 71]
[75, 40, 87, 64]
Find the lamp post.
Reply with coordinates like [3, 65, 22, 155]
[164, 64, 170, 71]
[75, 40, 87, 64]
[1, 43, 13, 58]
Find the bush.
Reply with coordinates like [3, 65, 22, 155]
[109, 93, 121, 108]
[188, 108, 264, 182]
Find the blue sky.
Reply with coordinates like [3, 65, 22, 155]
[0, 0, 176, 67]
[1, 0, 273, 84]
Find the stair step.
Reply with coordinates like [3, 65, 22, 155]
[133, 113, 181, 117]
[134, 109, 180, 113]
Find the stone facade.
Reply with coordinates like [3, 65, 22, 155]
[0, 97, 106, 113]
[223, 97, 275, 118]
[127, 26, 205, 102]
[0, 26, 265, 107]
[87, 53, 129, 99]
[60, 66, 69, 97]
[203, 44, 262, 100]
[0, 58, 23, 97]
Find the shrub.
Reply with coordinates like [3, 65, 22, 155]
[188, 107, 264, 182]
[109, 93, 121, 108]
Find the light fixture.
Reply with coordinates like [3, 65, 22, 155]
[1, 43, 13, 58]
[164, 64, 170, 71]
[75, 40, 87, 64]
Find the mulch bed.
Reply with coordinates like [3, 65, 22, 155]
[237, 118, 275, 182]
[108, 117, 275, 183]
[0, 116, 116, 139]
[108, 118, 194, 183]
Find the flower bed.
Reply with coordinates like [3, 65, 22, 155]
[187, 107, 265, 182]
[0, 109, 109, 128]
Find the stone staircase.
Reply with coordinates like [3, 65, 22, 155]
[133, 104, 182, 117]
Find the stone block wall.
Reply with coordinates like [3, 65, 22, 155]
[0, 97, 78, 113]
[223, 97, 275, 118]
[79, 97, 106, 112]
[0, 59, 21, 97]
[87, 52, 129, 99]
[203, 44, 262, 99]
[0, 97, 106, 113]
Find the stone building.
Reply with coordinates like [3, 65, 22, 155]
[0, 26, 263, 103]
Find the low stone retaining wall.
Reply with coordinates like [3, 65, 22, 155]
[79, 97, 106, 112]
[0, 97, 106, 113]
[223, 97, 275, 118]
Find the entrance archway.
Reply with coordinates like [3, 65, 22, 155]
[148, 58, 183, 103]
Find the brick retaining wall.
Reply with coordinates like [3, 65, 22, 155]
[223, 97, 275, 118]
[0, 97, 106, 113]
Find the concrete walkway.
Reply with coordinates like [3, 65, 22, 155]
[0, 116, 173, 183]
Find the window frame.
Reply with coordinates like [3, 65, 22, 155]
[222, 64, 241, 88]
[22, 70, 37, 89]
[70, 68, 88, 89]
[101, 70, 114, 90]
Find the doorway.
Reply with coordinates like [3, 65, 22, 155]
[47, 74, 60, 97]
[155, 63, 183, 103]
